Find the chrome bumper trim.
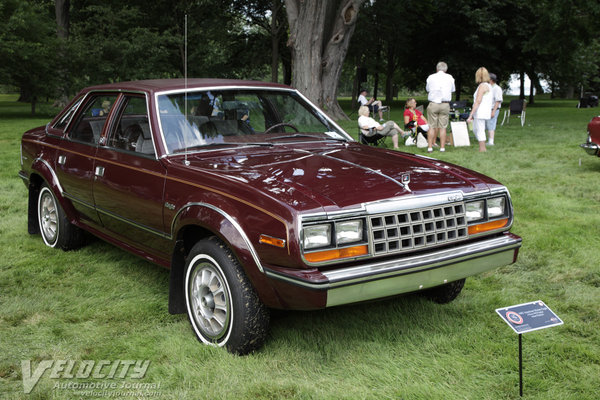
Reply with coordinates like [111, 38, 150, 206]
[580, 142, 599, 156]
[323, 235, 520, 286]
[264, 234, 521, 306]
[18, 170, 29, 182]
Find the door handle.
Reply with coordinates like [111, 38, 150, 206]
[58, 155, 66, 165]
[95, 166, 105, 177]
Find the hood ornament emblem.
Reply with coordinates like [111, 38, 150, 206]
[401, 172, 411, 192]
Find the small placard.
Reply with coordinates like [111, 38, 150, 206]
[450, 121, 470, 147]
[496, 300, 563, 334]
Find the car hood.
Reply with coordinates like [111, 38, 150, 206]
[175, 142, 498, 212]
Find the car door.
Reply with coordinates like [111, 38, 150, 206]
[92, 94, 170, 258]
[55, 93, 119, 226]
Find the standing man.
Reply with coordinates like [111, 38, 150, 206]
[358, 88, 385, 121]
[486, 73, 503, 146]
[425, 61, 455, 153]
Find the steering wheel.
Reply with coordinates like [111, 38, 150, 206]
[263, 122, 299, 134]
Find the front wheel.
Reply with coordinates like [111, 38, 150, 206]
[37, 184, 85, 250]
[184, 237, 269, 355]
[422, 278, 465, 304]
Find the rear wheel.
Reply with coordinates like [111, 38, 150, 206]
[184, 237, 269, 355]
[423, 278, 466, 304]
[37, 184, 85, 250]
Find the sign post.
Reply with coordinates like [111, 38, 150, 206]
[496, 300, 563, 397]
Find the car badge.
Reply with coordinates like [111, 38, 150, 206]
[401, 172, 411, 192]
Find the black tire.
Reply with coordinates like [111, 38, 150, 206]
[423, 278, 466, 304]
[37, 184, 85, 250]
[184, 237, 269, 355]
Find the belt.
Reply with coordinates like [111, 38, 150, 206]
[429, 101, 450, 104]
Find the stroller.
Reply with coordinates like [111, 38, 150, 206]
[404, 120, 428, 147]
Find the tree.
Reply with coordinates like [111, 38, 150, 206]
[285, 0, 366, 120]
[230, 0, 288, 83]
[0, 0, 59, 114]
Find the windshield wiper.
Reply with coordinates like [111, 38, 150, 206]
[174, 142, 273, 153]
[268, 134, 320, 141]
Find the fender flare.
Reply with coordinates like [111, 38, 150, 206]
[27, 158, 77, 233]
[168, 202, 281, 313]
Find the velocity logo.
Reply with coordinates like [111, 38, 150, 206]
[21, 359, 150, 393]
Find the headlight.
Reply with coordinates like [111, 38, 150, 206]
[466, 195, 510, 235]
[466, 200, 485, 221]
[336, 220, 363, 245]
[487, 197, 505, 218]
[303, 224, 331, 249]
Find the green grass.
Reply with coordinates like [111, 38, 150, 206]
[1, 94, 599, 399]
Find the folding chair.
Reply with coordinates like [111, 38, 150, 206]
[449, 100, 470, 121]
[376, 104, 391, 120]
[501, 99, 526, 126]
[363, 103, 391, 120]
[358, 127, 387, 147]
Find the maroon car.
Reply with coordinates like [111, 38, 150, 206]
[20, 79, 521, 354]
[581, 116, 600, 157]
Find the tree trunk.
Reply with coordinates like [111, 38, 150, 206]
[526, 69, 542, 105]
[270, 29, 279, 83]
[372, 41, 381, 100]
[455, 71, 462, 101]
[286, 0, 365, 120]
[529, 80, 535, 105]
[519, 71, 525, 100]
[385, 42, 395, 103]
[270, 1, 281, 83]
[31, 96, 37, 116]
[54, 0, 70, 107]
[352, 59, 359, 107]
[282, 57, 292, 85]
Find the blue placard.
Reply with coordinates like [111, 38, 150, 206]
[496, 300, 563, 334]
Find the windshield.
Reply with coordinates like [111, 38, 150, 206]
[156, 89, 350, 154]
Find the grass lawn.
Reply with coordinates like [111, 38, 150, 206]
[1, 93, 599, 399]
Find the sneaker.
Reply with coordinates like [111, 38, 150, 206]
[427, 147, 433, 153]
[379, 118, 385, 122]
[440, 148, 446, 152]
[487, 141, 494, 146]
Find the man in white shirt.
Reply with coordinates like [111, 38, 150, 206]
[357, 106, 402, 149]
[425, 61, 455, 153]
[486, 73, 503, 146]
[358, 88, 385, 121]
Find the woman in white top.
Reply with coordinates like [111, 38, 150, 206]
[467, 67, 493, 152]
[357, 106, 401, 149]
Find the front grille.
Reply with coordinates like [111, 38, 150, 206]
[369, 202, 468, 255]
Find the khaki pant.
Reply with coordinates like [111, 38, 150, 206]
[427, 102, 450, 129]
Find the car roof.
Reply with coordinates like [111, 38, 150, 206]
[83, 79, 292, 95]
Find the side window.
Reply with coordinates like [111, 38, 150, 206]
[69, 95, 118, 144]
[108, 96, 154, 156]
[53, 96, 84, 131]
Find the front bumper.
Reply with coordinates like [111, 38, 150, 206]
[264, 232, 521, 308]
[581, 142, 599, 156]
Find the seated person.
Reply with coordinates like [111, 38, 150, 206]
[403, 98, 430, 137]
[98, 100, 111, 116]
[358, 106, 402, 150]
[119, 123, 143, 151]
[358, 88, 386, 121]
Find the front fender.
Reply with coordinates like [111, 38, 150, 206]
[168, 202, 283, 312]
[26, 158, 78, 233]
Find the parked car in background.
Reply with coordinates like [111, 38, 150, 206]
[20, 79, 522, 354]
[581, 116, 600, 157]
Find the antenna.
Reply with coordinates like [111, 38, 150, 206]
[184, 14, 190, 166]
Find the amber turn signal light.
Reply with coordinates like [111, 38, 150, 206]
[259, 234, 286, 248]
[468, 218, 509, 235]
[304, 245, 368, 263]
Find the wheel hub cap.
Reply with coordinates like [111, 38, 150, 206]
[189, 262, 230, 339]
